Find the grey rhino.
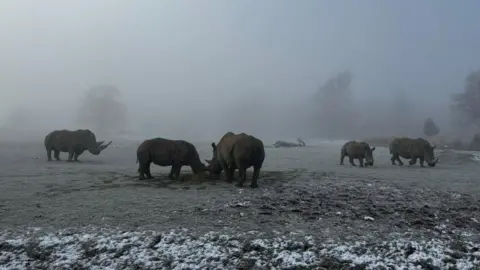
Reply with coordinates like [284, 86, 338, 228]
[136, 137, 205, 181]
[205, 132, 265, 188]
[340, 141, 376, 167]
[389, 137, 438, 167]
[44, 129, 111, 162]
[272, 138, 306, 148]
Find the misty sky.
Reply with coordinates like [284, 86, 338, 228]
[1, 0, 480, 137]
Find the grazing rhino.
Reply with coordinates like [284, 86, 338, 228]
[205, 132, 265, 188]
[389, 137, 438, 167]
[136, 137, 205, 181]
[340, 141, 376, 167]
[44, 129, 111, 162]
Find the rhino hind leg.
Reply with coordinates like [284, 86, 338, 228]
[138, 161, 153, 180]
[235, 167, 248, 188]
[390, 154, 396, 165]
[391, 154, 403, 166]
[340, 152, 346, 165]
[47, 149, 53, 161]
[250, 166, 260, 189]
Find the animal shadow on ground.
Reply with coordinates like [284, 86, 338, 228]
[91, 170, 287, 191]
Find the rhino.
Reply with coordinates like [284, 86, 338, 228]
[136, 137, 205, 181]
[205, 132, 265, 188]
[44, 129, 111, 161]
[272, 138, 306, 148]
[389, 137, 438, 167]
[340, 141, 376, 167]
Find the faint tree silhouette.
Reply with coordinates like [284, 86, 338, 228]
[313, 71, 356, 139]
[423, 118, 440, 137]
[451, 70, 480, 132]
[75, 84, 128, 137]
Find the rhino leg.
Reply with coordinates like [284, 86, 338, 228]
[391, 154, 403, 165]
[236, 167, 248, 188]
[419, 157, 425, 168]
[138, 161, 153, 180]
[47, 149, 53, 161]
[173, 164, 182, 180]
[340, 153, 345, 165]
[54, 150, 61, 161]
[390, 154, 396, 165]
[168, 165, 176, 180]
[67, 147, 75, 162]
[219, 159, 233, 182]
[250, 166, 260, 189]
[349, 156, 356, 166]
[358, 158, 364, 167]
[409, 157, 417, 166]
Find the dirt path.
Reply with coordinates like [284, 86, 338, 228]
[0, 140, 479, 269]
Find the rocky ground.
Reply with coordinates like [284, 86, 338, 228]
[0, 139, 480, 269]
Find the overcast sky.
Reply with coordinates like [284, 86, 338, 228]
[1, 0, 479, 138]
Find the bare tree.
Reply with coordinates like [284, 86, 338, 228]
[75, 85, 128, 137]
[312, 71, 356, 139]
[451, 70, 480, 134]
[423, 118, 440, 137]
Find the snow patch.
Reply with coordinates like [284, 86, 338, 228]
[0, 228, 479, 269]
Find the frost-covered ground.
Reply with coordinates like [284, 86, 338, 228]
[1, 228, 479, 269]
[0, 139, 480, 269]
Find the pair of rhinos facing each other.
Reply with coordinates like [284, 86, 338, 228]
[340, 137, 439, 168]
[135, 132, 265, 189]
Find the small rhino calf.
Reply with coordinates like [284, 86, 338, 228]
[340, 141, 376, 167]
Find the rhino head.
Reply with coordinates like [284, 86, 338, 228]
[204, 142, 223, 174]
[78, 129, 112, 155]
[424, 144, 438, 167]
[365, 146, 376, 166]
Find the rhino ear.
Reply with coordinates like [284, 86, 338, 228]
[211, 142, 216, 149]
[371, 146, 375, 151]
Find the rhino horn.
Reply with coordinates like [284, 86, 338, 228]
[99, 140, 112, 152]
[204, 159, 211, 165]
[432, 144, 436, 149]
[96, 141, 105, 147]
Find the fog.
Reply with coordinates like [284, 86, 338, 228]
[1, 1, 480, 143]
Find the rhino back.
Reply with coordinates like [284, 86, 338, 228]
[173, 140, 202, 165]
[409, 138, 433, 157]
[346, 141, 366, 158]
[341, 141, 355, 154]
[232, 134, 265, 167]
[47, 129, 80, 152]
[138, 138, 178, 166]
[389, 137, 411, 153]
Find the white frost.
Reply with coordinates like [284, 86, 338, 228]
[0, 227, 479, 269]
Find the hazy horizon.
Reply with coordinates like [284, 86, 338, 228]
[1, 0, 480, 142]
